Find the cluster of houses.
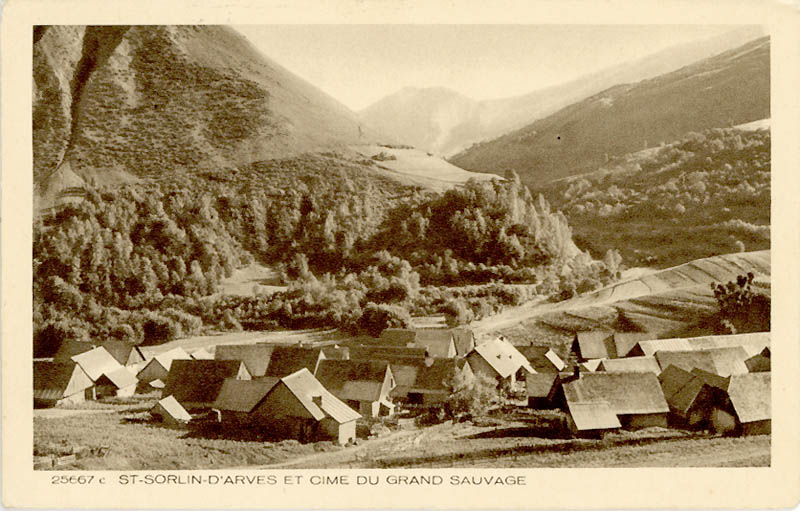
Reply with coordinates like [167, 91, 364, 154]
[33, 327, 771, 445]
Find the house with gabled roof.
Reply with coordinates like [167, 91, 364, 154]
[95, 367, 138, 398]
[100, 339, 145, 367]
[163, 359, 251, 410]
[727, 372, 770, 435]
[597, 356, 661, 375]
[412, 330, 457, 358]
[190, 347, 215, 360]
[379, 328, 417, 346]
[349, 345, 428, 363]
[612, 332, 654, 359]
[466, 338, 534, 385]
[264, 346, 326, 378]
[71, 346, 125, 383]
[565, 401, 621, 437]
[213, 368, 360, 445]
[629, 332, 770, 358]
[518, 346, 565, 373]
[34, 361, 94, 408]
[315, 360, 394, 417]
[151, 395, 192, 426]
[658, 365, 735, 432]
[390, 358, 472, 406]
[654, 347, 749, 376]
[526, 373, 560, 409]
[52, 340, 96, 364]
[214, 343, 274, 377]
[745, 351, 770, 373]
[452, 327, 476, 357]
[136, 347, 192, 384]
[571, 330, 615, 361]
[560, 372, 669, 429]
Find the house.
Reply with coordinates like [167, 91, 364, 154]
[452, 327, 476, 357]
[580, 359, 603, 372]
[136, 347, 192, 384]
[390, 358, 472, 406]
[745, 352, 770, 373]
[571, 330, 615, 361]
[94, 367, 138, 398]
[727, 372, 771, 435]
[162, 359, 251, 410]
[518, 346, 565, 373]
[658, 365, 735, 432]
[349, 345, 429, 363]
[100, 339, 145, 366]
[466, 338, 535, 384]
[190, 347, 215, 360]
[379, 328, 418, 346]
[597, 356, 661, 375]
[33, 361, 94, 408]
[71, 346, 125, 383]
[526, 373, 560, 408]
[315, 360, 395, 417]
[214, 343, 274, 377]
[629, 332, 770, 358]
[612, 332, 654, 359]
[52, 340, 96, 364]
[565, 401, 621, 437]
[560, 372, 669, 429]
[412, 330, 457, 358]
[654, 347, 749, 376]
[265, 346, 326, 378]
[213, 368, 360, 445]
[150, 395, 192, 426]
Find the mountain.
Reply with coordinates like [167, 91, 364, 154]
[360, 27, 766, 157]
[450, 36, 770, 185]
[33, 25, 378, 203]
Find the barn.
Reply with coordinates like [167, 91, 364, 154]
[571, 331, 615, 361]
[654, 347, 749, 376]
[526, 373, 560, 408]
[658, 365, 735, 432]
[94, 367, 138, 398]
[466, 338, 534, 385]
[390, 358, 472, 406]
[136, 347, 192, 384]
[214, 343, 274, 377]
[349, 345, 428, 363]
[34, 361, 94, 408]
[727, 372, 771, 435]
[213, 368, 360, 445]
[52, 340, 96, 364]
[100, 339, 145, 367]
[451, 327, 476, 357]
[629, 332, 770, 358]
[411, 330, 457, 358]
[561, 372, 669, 429]
[612, 332, 654, 359]
[163, 359, 251, 410]
[150, 395, 192, 426]
[190, 347, 215, 360]
[597, 356, 661, 375]
[518, 346, 565, 373]
[315, 360, 395, 417]
[745, 351, 770, 373]
[264, 346, 326, 378]
[565, 401, 621, 437]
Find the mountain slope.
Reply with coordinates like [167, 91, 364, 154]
[450, 36, 770, 186]
[360, 27, 766, 157]
[33, 25, 377, 201]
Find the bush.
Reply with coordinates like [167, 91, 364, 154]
[358, 303, 412, 338]
[443, 371, 499, 421]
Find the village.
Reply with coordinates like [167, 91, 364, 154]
[33, 323, 771, 469]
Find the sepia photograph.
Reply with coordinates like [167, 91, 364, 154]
[4, 0, 800, 508]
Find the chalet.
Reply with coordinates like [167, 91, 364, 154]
[150, 395, 192, 426]
[629, 332, 770, 358]
[315, 360, 395, 417]
[571, 331, 615, 361]
[391, 358, 472, 406]
[100, 339, 145, 366]
[565, 401, 621, 437]
[658, 365, 735, 432]
[518, 346, 566, 373]
[727, 372, 771, 435]
[163, 359, 251, 410]
[561, 372, 669, 429]
[33, 361, 94, 408]
[94, 367, 138, 398]
[597, 356, 661, 375]
[214, 343, 274, 377]
[654, 347, 749, 376]
[213, 368, 360, 445]
[466, 338, 534, 384]
[264, 346, 326, 378]
[136, 347, 192, 384]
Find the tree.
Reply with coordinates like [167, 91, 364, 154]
[443, 371, 499, 421]
[442, 299, 474, 328]
[711, 272, 770, 334]
[358, 302, 411, 337]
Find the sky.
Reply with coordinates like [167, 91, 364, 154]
[234, 25, 759, 111]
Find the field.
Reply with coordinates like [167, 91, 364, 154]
[34, 401, 769, 469]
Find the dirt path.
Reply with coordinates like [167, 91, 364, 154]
[34, 408, 120, 419]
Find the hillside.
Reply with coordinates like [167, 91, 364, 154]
[450, 37, 770, 186]
[360, 27, 766, 157]
[543, 123, 770, 268]
[33, 25, 378, 205]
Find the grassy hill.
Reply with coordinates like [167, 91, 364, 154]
[450, 37, 770, 186]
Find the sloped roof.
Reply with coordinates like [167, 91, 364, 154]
[412, 359, 460, 391]
[451, 327, 476, 356]
[728, 372, 770, 424]
[636, 332, 770, 358]
[379, 329, 417, 346]
[190, 347, 215, 360]
[34, 361, 92, 400]
[349, 346, 428, 362]
[658, 365, 712, 416]
[71, 347, 123, 381]
[100, 339, 142, 366]
[574, 331, 615, 359]
[655, 348, 749, 376]
[100, 367, 138, 389]
[563, 372, 669, 415]
[320, 346, 349, 360]
[53, 340, 96, 363]
[567, 401, 621, 431]
[213, 378, 280, 412]
[412, 330, 455, 358]
[518, 346, 564, 372]
[215, 343, 274, 377]
[163, 360, 248, 406]
[526, 373, 559, 398]
[152, 348, 192, 372]
[613, 332, 654, 358]
[281, 368, 361, 424]
[150, 379, 166, 389]
[152, 395, 192, 422]
[315, 360, 390, 402]
[473, 338, 535, 378]
[581, 359, 603, 372]
[745, 354, 770, 373]
[690, 368, 731, 391]
[264, 346, 322, 378]
[597, 356, 660, 375]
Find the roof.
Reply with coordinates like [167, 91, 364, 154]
[473, 338, 535, 378]
[349, 346, 428, 362]
[379, 329, 417, 346]
[53, 340, 96, 363]
[281, 368, 361, 424]
[636, 332, 770, 357]
[567, 401, 621, 431]
[152, 395, 192, 422]
[690, 368, 731, 391]
[581, 359, 603, 372]
[190, 347, 215, 360]
[99, 367, 138, 389]
[597, 356, 661, 375]
[100, 339, 142, 365]
[518, 346, 565, 372]
[152, 348, 192, 372]
[389, 358, 461, 393]
[574, 331, 615, 359]
[451, 327, 476, 356]
[654, 348, 749, 376]
[34, 361, 92, 400]
[163, 360, 248, 406]
[150, 379, 166, 389]
[215, 343, 274, 377]
[320, 346, 350, 360]
[412, 330, 456, 358]
[213, 378, 280, 412]
[563, 372, 669, 415]
[745, 354, 770, 373]
[71, 347, 123, 381]
[658, 365, 713, 416]
[315, 360, 390, 402]
[613, 332, 654, 358]
[728, 372, 770, 424]
[264, 346, 322, 378]
[526, 373, 559, 398]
